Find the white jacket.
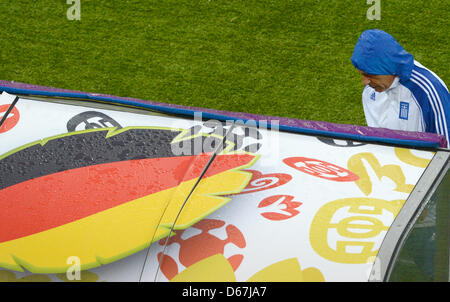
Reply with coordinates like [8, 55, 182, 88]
[362, 61, 449, 148]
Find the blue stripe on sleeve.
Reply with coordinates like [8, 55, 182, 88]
[402, 64, 450, 147]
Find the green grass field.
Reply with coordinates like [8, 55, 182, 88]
[0, 0, 448, 126]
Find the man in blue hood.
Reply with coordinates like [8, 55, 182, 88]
[351, 29, 449, 148]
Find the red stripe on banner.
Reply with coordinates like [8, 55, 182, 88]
[0, 153, 254, 243]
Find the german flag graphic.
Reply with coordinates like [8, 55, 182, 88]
[0, 127, 258, 273]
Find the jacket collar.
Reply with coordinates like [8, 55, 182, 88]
[386, 76, 400, 92]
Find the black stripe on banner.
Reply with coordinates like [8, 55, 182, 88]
[0, 128, 186, 189]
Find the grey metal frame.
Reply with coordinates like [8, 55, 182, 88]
[369, 150, 450, 281]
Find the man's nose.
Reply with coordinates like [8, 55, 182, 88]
[362, 75, 371, 86]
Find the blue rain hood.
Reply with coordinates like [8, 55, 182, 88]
[351, 29, 414, 83]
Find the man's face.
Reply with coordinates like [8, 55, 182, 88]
[358, 70, 396, 92]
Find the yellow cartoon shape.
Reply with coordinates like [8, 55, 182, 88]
[310, 197, 405, 264]
[348, 152, 414, 196]
[170, 254, 325, 282]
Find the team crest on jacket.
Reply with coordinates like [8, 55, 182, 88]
[399, 102, 409, 120]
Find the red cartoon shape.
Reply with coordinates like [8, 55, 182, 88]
[0, 105, 20, 134]
[283, 157, 359, 182]
[234, 170, 292, 195]
[258, 195, 302, 221]
[157, 219, 246, 280]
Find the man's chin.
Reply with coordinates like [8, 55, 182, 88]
[373, 87, 386, 92]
